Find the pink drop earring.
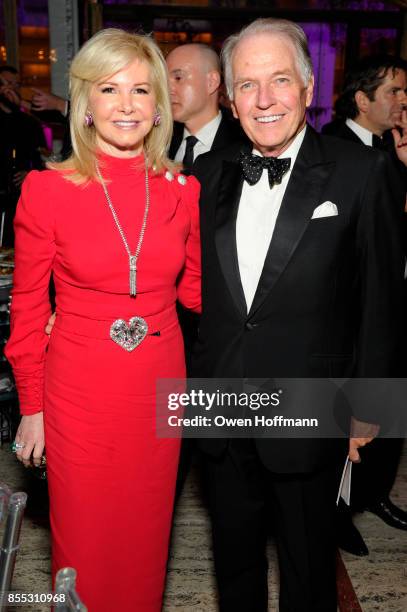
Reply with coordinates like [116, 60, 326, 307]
[84, 112, 93, 127]
[153, 112, 161, 127]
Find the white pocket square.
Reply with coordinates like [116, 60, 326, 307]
[311, 201, 338, 219]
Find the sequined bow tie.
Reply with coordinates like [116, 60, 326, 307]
[239, 151, 291, 189]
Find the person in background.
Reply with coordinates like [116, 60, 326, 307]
[322, 55, 407, 162]
[5, 29, 200, 612]
[30, 89, 73, 160]
[167, 43, 245, 171]
[322, 55, 407, 556]
[30, 88, 69, 116]
[0, 65, 46, 245]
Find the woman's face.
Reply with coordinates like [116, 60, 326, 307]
[88, 59, 156, 158]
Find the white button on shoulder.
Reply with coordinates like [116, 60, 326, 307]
[165, 171, 174, 181]
[177, 174, 187, 186]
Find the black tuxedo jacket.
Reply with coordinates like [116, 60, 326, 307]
[192, 126, 405, 473]
[168, 111, 246, 162]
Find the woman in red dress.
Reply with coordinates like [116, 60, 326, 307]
[5, 29, 200, 611]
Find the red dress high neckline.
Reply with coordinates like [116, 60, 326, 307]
[96, 150, 145, 177]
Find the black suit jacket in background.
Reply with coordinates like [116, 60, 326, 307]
[192, 126, 405, 474]
[322, 118, 405, 177]
[322, 118, 407, 252]
[168, 110, 246, 162]
[321, 119, 362, 145]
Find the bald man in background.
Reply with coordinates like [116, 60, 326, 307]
[167, 43, 245, 171]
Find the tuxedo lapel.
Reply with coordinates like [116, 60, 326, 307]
[248, 128, 335, 318]
[215, 159, 247, 316]
[211, 117, 227, 152]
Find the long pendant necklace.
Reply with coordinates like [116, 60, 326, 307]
[95, 156, 150, 297]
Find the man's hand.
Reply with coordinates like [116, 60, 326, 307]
[45, 312, 56, 335]
[349, 438, 373, 462]
[31, 88, 67, 114]
[392, 109, 407, 166]
[348, 416, 380, 462]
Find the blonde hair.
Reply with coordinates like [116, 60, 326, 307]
[49, 28, 176, 183]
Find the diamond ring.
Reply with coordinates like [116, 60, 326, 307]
[11, 441, 26, 453]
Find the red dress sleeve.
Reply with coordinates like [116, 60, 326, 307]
[176, 174, 202, 314]
[5, 170, 56, 415]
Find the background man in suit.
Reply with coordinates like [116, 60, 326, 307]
[193, 18, 405, 612]
[322, 55, 407, 161]
[323, 56, 407, 555]
[167, 43, 244, 170]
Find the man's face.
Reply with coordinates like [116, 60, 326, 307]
[166, 47, 211, 124]
[364, 69, 407, 134]
[0, 70, 21, 94]
[0, 70, 21, 107]
[231, 33, 313, 157]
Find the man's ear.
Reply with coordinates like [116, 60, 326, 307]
[355, 90, 370, 114]
[207, 70, 221, 96]
[231, 100, 238, 120]
[305, 75, 314, 108]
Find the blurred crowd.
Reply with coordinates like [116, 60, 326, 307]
[0, 65, 70, 246]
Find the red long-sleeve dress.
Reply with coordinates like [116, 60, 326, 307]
[5, 153, 201, 612]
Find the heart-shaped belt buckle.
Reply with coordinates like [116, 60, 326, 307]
[110, 316, 148, 352]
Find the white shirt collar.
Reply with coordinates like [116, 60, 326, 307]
[183, 112, 222, 147]
[346, 118, 373, 147]
[252, 125, 307, 166]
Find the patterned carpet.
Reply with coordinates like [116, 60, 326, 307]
[0, 442, 406, 611]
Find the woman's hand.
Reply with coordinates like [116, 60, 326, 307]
[45, 312, 56, 335]
[14, 412, 45, 468]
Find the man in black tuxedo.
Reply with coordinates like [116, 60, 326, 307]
[192, 19, 405, 611]
[167, 43, 245, 170]
[322, 56, 407, 554]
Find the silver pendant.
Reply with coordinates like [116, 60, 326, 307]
[129, 255, 137, 297]
[110, 316, 148, 351]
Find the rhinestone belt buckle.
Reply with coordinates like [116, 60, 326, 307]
[110, 316, 148, 351]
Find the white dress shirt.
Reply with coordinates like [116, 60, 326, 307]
[174, 112, 222, 163]
[345, 118, 374, 147]
[236, 127, 307, 312]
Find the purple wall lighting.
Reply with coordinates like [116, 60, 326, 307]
[18, 0, 49, 28]
[359, 28, 398, 56]
[302, 23, 344, 131]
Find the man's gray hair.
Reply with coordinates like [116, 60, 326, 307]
[221, 18, 313, 100]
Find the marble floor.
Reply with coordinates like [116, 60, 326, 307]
[0, 442, 406, 612]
